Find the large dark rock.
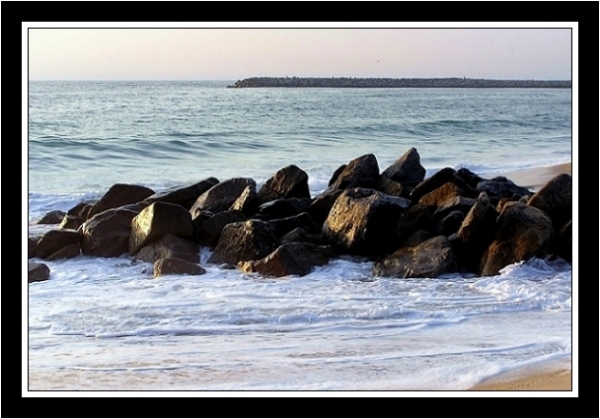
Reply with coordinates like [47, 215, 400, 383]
[45, 243, 81, 261]
[431, 196, 477, 225]
[37, 210, 66, 225]
[135, 234, 200, 264]
[373, 235, 456, 278]
[144, 177, 219, 210]
[396, 204, 436, 244]
[418, 182, 471, 207]
[527, 173, 572, 230]
[239, 242, 336, 277]
[36, 229, 81, 260]
[323, 188, 411, 255]
[328, 154, 380, 190]
[153, 257, 206, 277]
[376, 176, 406, 197]
[308, 189, 344, 225]
[410, 167, 476, 202]
[552, 220, 572, 263]
[207, 220, 278, 266]
[257, 165, 311, 204]
[479, 202, 553, 276]
[381, 147, 426, 187]
[265, 212, 317, 239]
[88, 183, 155, 218]
[279, 227, 327, 246]
[229, 185, 259, 217]
[255, 197, 313, 220]
[59, 215, 86, 230]
[328, 164, 347, 187]
[455, 167, 483, 190]
[80, 205, 145, 257]
[29, 262, 50, 283]
[435, 210, 464, 236]
[476, 176, 531, 204]
[29, 236, 42, 259]
[196, 210, 246, 247]
[129, 202, 195, 255]
[190, 178, 256, 214]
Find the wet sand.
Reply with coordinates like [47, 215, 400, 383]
[491, 162, 572, 191]
[470, 365, 572, 391]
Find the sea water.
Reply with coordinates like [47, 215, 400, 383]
[26, 81, 573, 392]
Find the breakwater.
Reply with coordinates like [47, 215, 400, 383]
[228, 77, 571, 89]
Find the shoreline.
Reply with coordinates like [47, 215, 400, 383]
[470, 361, 572, 391]
[492, 162, 572, 191]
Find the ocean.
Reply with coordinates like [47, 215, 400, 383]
[26, 81, 573, 393]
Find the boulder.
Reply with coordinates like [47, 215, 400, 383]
[431, 196, 477, 225]
[308, 189, 344, 225]
[373, 235, 456, 278]
[381, 147, 426, 187]
[257, 165, 311, 204]
[479, 202, 553, 276]
[196, 210, 246, 247]
[135, 234, 200, 264]
[328, 164, 347, 187]
[328, 154, 380, 190]
[59, 215, 86, 230]
[323, 188, 411, 255]
[229, 185, 259, 217]
[400, 230, 433, 248]
[410, 167, 476, 202]
[455, 167, 483, 189]
[376, 176, 406, 197]
[129, 202, 195, 255]
[436, 210, 464, 236]
[552, 220, 572, 263]
[88, 183, 155, 218]
[190, 178, 256, 214]
[28, 262, 50, 283]
[207, 220, 278, 266]
[239, 242, 336, 277]
[476, 176, 531, 204]
[418, 182, 471, 207]
[80, 204, 145, 257]
[28, 236, 41, 258]
[66, 201, 95, 219]
[255, 197, 312, 220]
[265, 212, 318, 239]
[37, 210, 66, 225]
[36, 229, 81, 260]
[279, 227, 327, 246]
[153, 257, 206, 277]
[527, 173, 572, 230]
[144, 177, 219, 210]
[45, 243, 81, 261]
[396, 204, 436, 244]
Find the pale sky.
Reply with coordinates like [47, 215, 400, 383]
[26, 23, 574, 81]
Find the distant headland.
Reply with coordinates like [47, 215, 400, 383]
[228, 77, 571, 89]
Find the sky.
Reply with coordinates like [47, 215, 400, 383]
[26, 23, 574, 81]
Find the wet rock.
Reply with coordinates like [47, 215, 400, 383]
[190, 178, 256, 214]
[527, 173, 572, 230]
[136, 234, 200, 264]
[419, 182, 471, 207]
[207, 220, 278, 266]
[308, 189, 344, 225]
[45, 243, 81, 261]
[328, 164, 347, 187]
[29, 236, 42, 258]
[265, 212, 318, 239]
[144, 177, 219, 210]
[410, 167, 476, 202]
[373, 235, 456, 278]
[323, 188, 411, 255]
[88, 183, 155, 218]
[328, 154, 380, 190]
[28, 262, 50, 283]
[455, 167, 483, 190]
[229, 185, 259, 217]
[381, 147, 426, 187]
[255, 197, 313, 220]
[436, 210, 465, 236]
[279, 227, 327, 246]
[479, 202, 553, 276]
[239, 242, 336, 277]
[257, 165, 311, 204]
[37, 210, 66, 225]
[476, 176, 531, 204]
[196, 210, 246, 247]
[129, 202, 195, 255]
[551, 220, 572, 263]
[153, 257, 206, 277]
[396, 204, 436, 244]
[376, 176, 406, 197]
[36, 229, 81, 260]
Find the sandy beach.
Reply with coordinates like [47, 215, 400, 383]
[493, 162, 572, 191]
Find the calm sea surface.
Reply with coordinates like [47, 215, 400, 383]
[27, 81, 573, 392]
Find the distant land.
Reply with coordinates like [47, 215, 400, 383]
[228, 77, 571, 89]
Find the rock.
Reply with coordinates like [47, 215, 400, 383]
[144, 177, 219, 210]
[229, 185, 259, 217]
[396, 204, 436, 244]
[476, 176, 531, 204]
[279, 227, 327, 246]
[239, 242, 336, 277]
[455, 167, 483, 189]
[431, 196, 477, 225]
[376, 176, 405, 197]
[308, 189, 344, 225]
[196, 210, 246, 247]
[257, 165, 311, 204]
[527, 173, 572, 230]
[88, 183, 155, 218]
[80, 205, 145, 257]
[265, 212, 317, 239]
[452, 193, 498, 272]
[255, 197, 312, 220]
[37, 210, 66, 225]
[28, 262, 50, 283]
[328, 154, 380, 190]
[381, 147, 426, 187]
[207, 220, 278, 266]
[323, 188, 411, 255]
[129, 202, 195, 255]
[66, 201, 96, 219]
[36, 229, 81, 260]
[418, 182, 471, 207]
[410, 167, 476, 202]
[135, 234, 200, 264]
[328, 164, 347, 187]
[436, 210, 464, 236]
[153, 257, 206, 277]
[552, 220, 572, 263]
[29, 236, 41, 258]
[45, 243, 81, 261]
[373, 235, 456, 278]
[479, 202, 553, 276]
[59, 215, 86, 230]
[400, 230, 433, 248]
[190, 178, 256, 214]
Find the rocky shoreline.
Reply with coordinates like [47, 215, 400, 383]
[28, 148, 572, 283]
[228, 77, 571, 89]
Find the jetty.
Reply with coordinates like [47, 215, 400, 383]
[228, 77, 571, 89]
